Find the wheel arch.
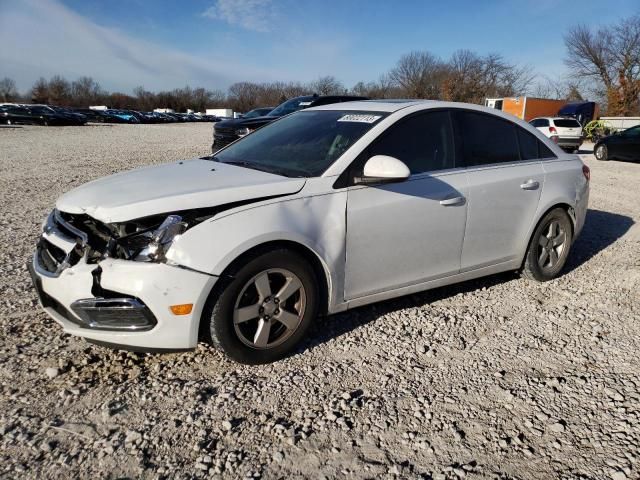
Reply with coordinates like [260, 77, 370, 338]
[210, 240, 332, 316]
[520, 202, 576, 269]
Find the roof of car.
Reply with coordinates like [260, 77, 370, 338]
[531, 117, 581, 121]
[309, 99, 435, 112]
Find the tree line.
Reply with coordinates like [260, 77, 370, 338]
[0, 15, 637, 115]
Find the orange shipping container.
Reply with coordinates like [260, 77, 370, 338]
[501, 97, 567, 122]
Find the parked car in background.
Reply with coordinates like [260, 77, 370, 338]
[71, 108, 113, 123]
[0, 105, 25, 125]
[240, 107, 274, 119]
[50, 106, 88, 125]
[104, 109, 139, 123]
[0, 105, 84, 126]
[529, 117, 583, 152]
[29, 100, 589, 364]
[594, 125, 640, 162]
[212, 95, 368, 150]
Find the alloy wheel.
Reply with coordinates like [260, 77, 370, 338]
[233, 268, 306, 349]
[537, 220, 567, 270]
[595, 145, 605, 160]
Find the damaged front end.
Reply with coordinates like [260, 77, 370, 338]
[37, 208, 216, 277]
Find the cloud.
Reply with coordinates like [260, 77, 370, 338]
[202, 0, 276, 33]
[0, 0, 278, 93]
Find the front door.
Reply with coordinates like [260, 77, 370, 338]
[344, 110, 468, 300]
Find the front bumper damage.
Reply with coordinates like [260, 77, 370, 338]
[29, 210, 217, 350]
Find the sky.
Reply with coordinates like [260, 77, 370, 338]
[0, 0, 638, 94]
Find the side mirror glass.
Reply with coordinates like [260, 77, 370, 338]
[355, 155, 411, 185]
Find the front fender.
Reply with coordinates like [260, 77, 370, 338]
[166, 192, 348, 310]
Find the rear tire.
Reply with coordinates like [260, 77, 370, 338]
[521, 208, 573, 282]
[594, 144, 608, 161]
[201, 248, 319, 364]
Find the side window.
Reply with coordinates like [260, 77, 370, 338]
[538, 141, 556, 159]
[368, 111, 455, 174]
[517, 128, 539, 160]
[538, 119, 550, 127]
[456, 111, 519, 166]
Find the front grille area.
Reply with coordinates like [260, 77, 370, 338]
[36, 209, 97, 275]
[37, 238, 66, 274]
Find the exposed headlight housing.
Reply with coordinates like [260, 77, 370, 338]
[133, 215, 187, 262]
[236, 127, 252, 137]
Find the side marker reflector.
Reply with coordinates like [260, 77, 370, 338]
[170, 304, 193, 315]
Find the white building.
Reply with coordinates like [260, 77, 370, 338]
[206, 108, 233, 118]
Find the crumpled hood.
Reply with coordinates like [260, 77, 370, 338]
[56, 158, 306, 223]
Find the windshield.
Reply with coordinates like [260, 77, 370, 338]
[244, 108, 270, 119]
[213, 110, 387, 177]
[29, 106, 54, 114]
[268, 97, 314, 117]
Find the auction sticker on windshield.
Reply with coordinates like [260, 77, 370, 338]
[337, 114, 382, 123]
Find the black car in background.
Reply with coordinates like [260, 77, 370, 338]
[594, 125, 640, 162]
[0, 105, 84, 126]
[212, 95, 368, 151]
[50, 106, 88, 124]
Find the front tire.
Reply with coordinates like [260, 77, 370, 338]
[594, 144, 608, 161]
[202, 249, 319, 364]
[522, 208, 573, 282]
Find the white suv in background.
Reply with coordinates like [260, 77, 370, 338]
[530, 117, 583, 152]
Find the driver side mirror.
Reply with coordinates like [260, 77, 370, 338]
[354, 155, 411, 185]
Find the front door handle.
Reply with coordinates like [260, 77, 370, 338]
[520, 180, 540, 190]
[439, 196, 466, 206]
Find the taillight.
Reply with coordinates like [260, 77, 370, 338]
[582, 164, 590, 181]
[549, 126, 557, 134]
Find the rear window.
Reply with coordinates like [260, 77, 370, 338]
[553, 119, 581, 128]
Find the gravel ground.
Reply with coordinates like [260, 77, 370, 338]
[0, 123, 639, 480]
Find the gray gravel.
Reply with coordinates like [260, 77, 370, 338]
[0, 123, 639, 479]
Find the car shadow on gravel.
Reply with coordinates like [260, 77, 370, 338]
[562, 208, 634, 274]
[301, 208, 633, 354]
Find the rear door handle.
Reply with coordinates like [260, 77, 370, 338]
[520, 180, 540, 190]
[439, 196, 466, 206]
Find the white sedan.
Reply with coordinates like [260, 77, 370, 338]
[30, 101, 590, 364]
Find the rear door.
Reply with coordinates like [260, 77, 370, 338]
[454, 110, 546, 270]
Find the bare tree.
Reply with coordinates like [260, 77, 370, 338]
[565, 15, 640, 115]
[47, 75, 71, 105]
[308, 76, 345, 95]
[31, 77, 50, 103]
[72, 76, 103, 106]
[389, 51, 447, 98]
[0, 77, 18, 102]
[440, 50, 534, 103]
[227, 82, 262, 112]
